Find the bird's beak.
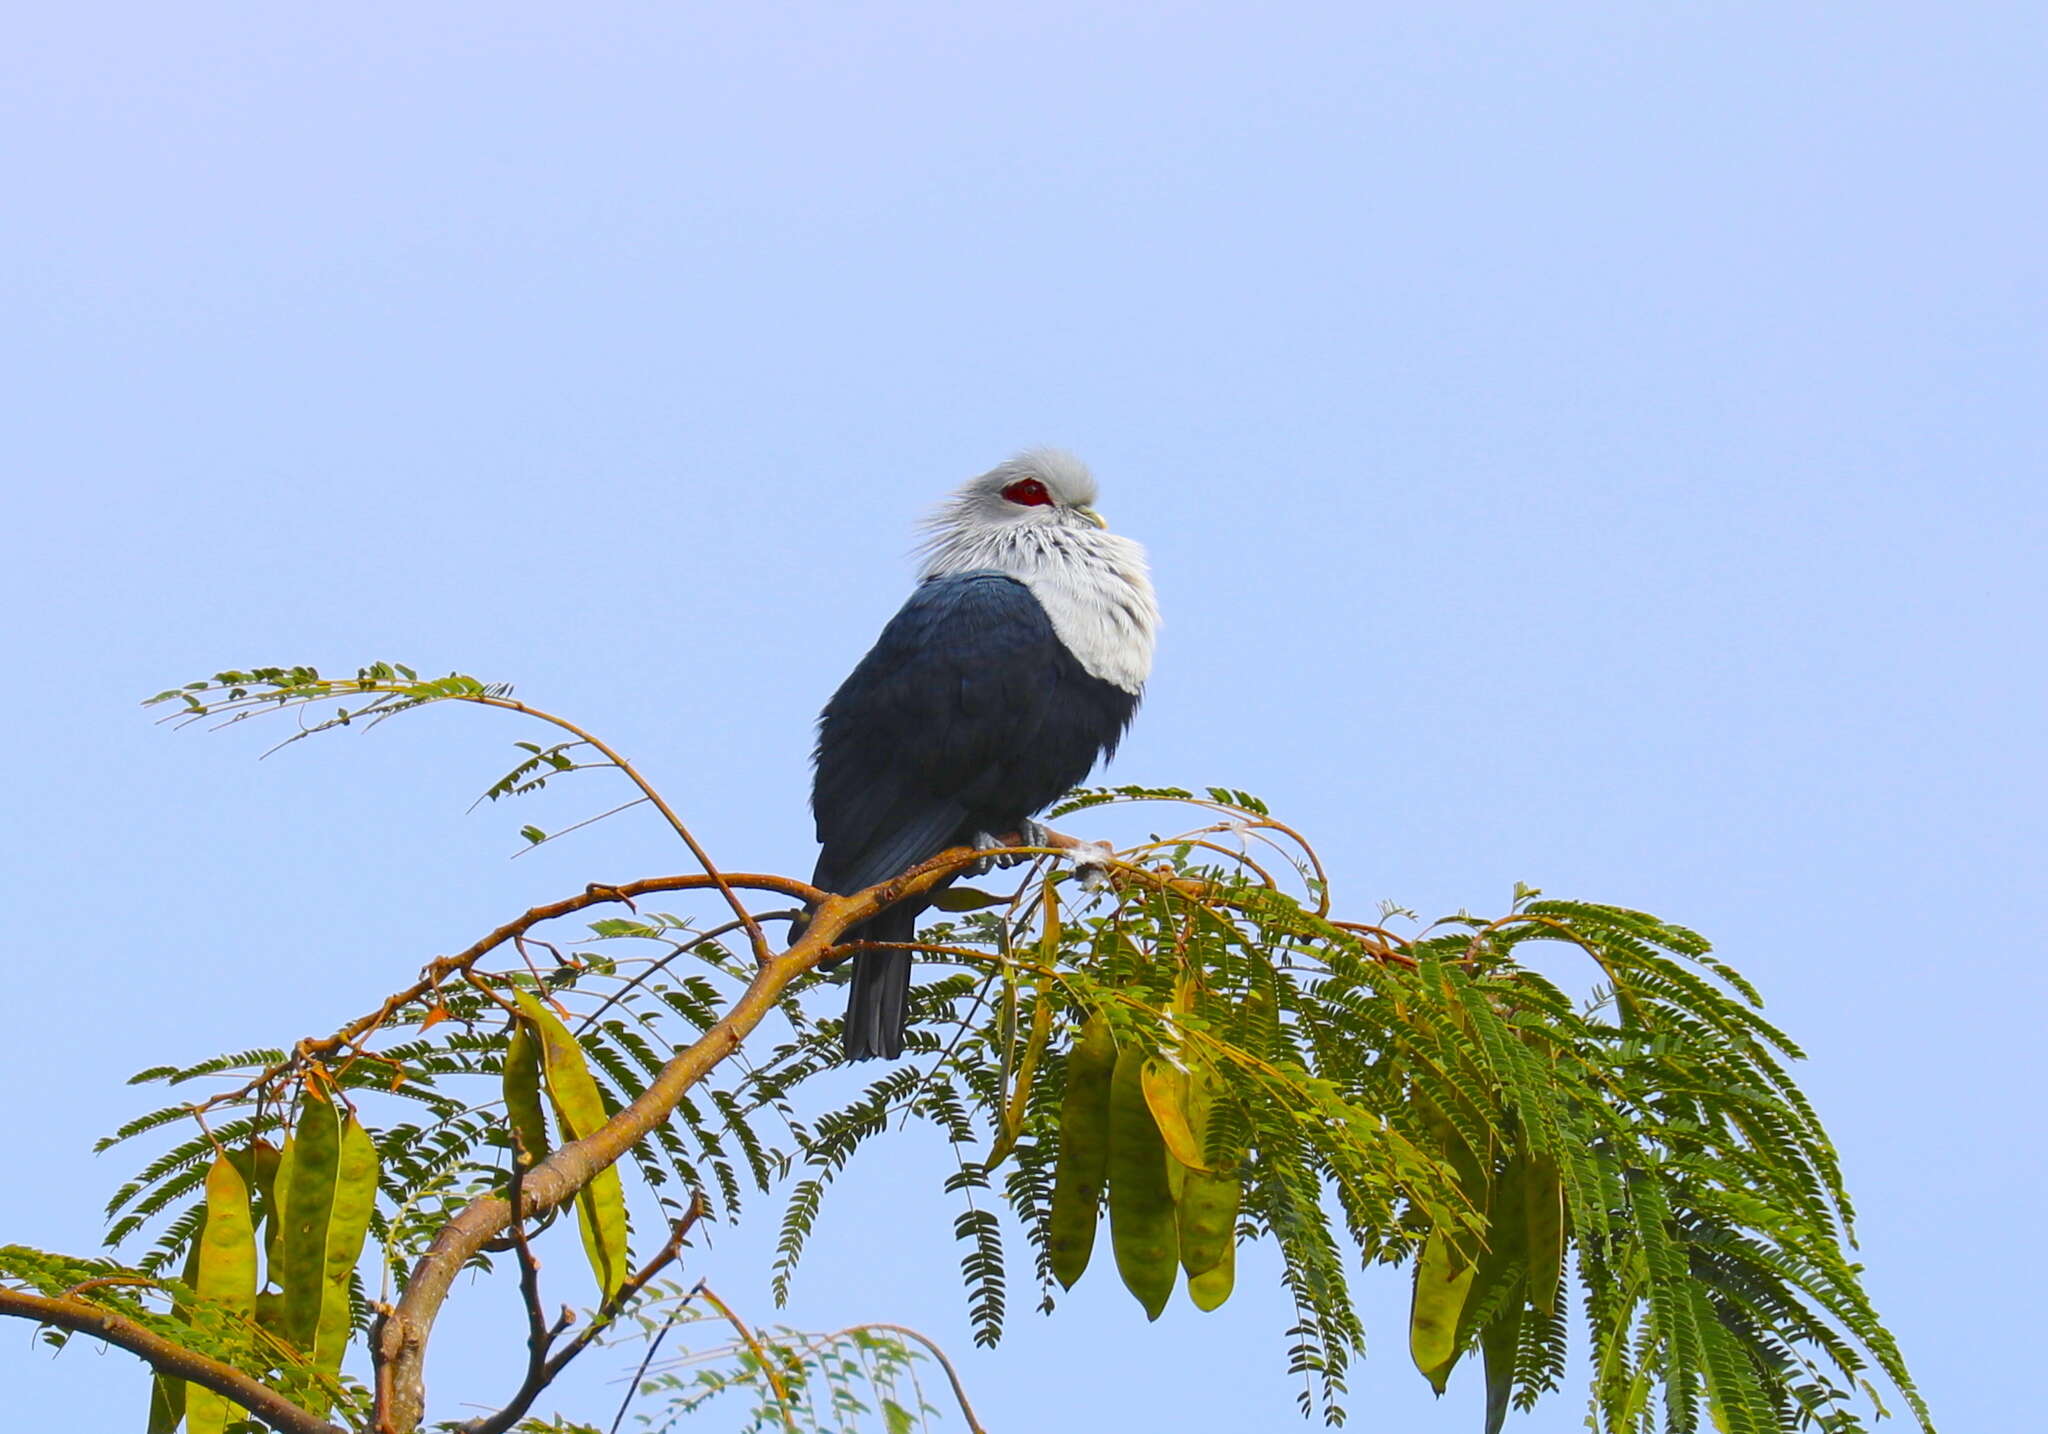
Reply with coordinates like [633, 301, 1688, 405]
[1076, 506, 1109, 529]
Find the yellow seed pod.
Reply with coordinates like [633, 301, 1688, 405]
[514, 990, 631, 1301]
[1410, 1230, 1478, 1394]
[186, 1154, 257, 1434]
[1187, 1235, 1236, 1312]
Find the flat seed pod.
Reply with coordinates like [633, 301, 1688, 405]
[1410, 1230, 1477, 1394]
[1140, 1058, 1209, 1173]
[248, 1138, 281, 1198]
[1524, 1153, 1565, 1318]
[186, 1154, 257, 1434]
[279, 1091, 342, 1355]
[503, 1016, 551, 1172]
[1174, 1056, 1242, 1279]
[1047, 1010, 1116, 1290]
[146, 1371, 183, 1434]
[1454, 1153, 1530, 1416]
[1187, 1251, 1234, 1312]
[148, 1222, 207, 1434]
[1176, 1165, 1241, 1281]
[311, 1116, 380, 1378]
[1107, 1044, 1178, 1320]
[265, 1135, 295, 1282]
[514, 990, 630, 1300]
[1482, 1303, 1524, 1434]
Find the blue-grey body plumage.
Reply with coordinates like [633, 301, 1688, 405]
[807, 452, 1158, 1059]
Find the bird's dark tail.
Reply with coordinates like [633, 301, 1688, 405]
[842, 904, 917, 1060]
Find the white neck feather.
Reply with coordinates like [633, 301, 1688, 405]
[919, 522, 1159, 695]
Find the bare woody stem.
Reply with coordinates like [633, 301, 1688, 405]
[0, 1288, 347, 1434]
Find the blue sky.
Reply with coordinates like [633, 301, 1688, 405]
[3, 4, 2042, 1429]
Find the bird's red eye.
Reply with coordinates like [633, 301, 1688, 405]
[1000, 478, 1053, 507]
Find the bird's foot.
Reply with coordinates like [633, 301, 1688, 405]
[969, 820, 1049, 875]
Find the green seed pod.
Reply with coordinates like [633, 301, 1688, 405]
[266, 1134, 295, 1283]
[1187, 1235, 1235, 1312]
[145, 1372, 183, 1434]
[1458, 1152, 1529, 1414]
[1107, 1044, 1178, 1320]
[186, 1154, 257, 1434]
[312, 1116, 380, 1377]
[1481, 1302, 1524, 1434]
[148, 1218, 207, 1434]
[1179, 1057, 1236, 1286]
[1524, 1153, 1565, 1318]
[247, 1136, 281, 1231]
[503, 1015, 551, 1171]
[152, 1204, 210, 1431]
[1410, 1230, 1477, 1394]
[514, 990, 630, 1300]
[279, 1090, 342, 1355]
[1047, 1010, 1116, 1290]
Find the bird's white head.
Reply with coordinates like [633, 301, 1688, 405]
[919, 449, 1159, 695]
[931, 449, 1109, 534]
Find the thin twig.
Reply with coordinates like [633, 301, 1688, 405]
[53, 1275, 164, 1302]
[510, 796, 652, 860]
[489, 698, 776, 965]
[455, 1193, 708, 1434]
[575, 915, 757, 1035]
[608, 1302, 687, 1434]
[692, 1282, 798, 1433]
[188, 871, 821, 1119]
[821, 1323, 989, 1434]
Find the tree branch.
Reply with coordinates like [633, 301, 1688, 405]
[0, 1287, 345, 1434]
[194, 871, 822, 1119]
[371, 841, 1009, 1432]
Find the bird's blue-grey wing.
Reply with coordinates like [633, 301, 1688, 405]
[809, 572, 1062, 896]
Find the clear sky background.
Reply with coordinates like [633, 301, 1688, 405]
[4, 4, 2042, 1431]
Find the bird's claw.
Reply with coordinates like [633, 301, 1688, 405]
[969, 820, 1049, 875]
[968, 831, 1005, 876]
